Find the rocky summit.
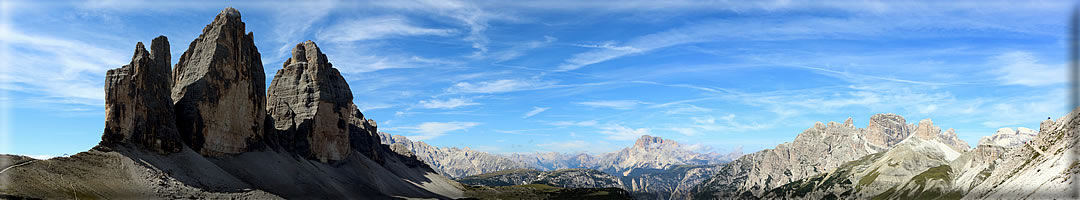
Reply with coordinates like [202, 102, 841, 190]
[267, 41, 373, 163]
[171, 7, 266, 156]
[100, 36, 182, 154]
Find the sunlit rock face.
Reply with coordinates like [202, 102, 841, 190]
[913, 118, 971, 152]
[101, 36, 182, 154]
[171, 7, 266, 156]
[863, 113, 912, 148]
[267, 41, 356, 162]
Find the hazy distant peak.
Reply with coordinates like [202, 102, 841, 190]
[633, 135, 679, 149]
[978, 127, 1038, 148]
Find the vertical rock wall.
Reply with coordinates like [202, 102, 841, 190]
[171, 7, 266, 156]
[101, 36, 182, 154]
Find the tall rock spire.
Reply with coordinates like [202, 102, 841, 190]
[101, 36, 182, 154]
[171, 7, 266, 156]
[267, 41, 360, 162]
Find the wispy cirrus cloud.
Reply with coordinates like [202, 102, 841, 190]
[599, 124, 651, 141]
[0, 28, 126, 107]
[418, 97, 479, 109]
[991, 51, 1065, 87]
[370, 0, 506, 56]
[388, 121, 481, 141]
[576, 100, 648, 110]
[550, 120, 598, 127]
[317, 15, 457, 42]
[522, 106, 549, 118]
[448, 79, 553, 94]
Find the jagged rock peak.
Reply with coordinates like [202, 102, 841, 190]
[172, 7, 265, 156]
[285, 40, 331, 66]
[864, 113, 910, 147]
[914, 118, 939, 140]
[844, 117, 854, 127]
[149, 36, 169, 70]
[100, 36, 181, 154]
[220, 7, 241, 18]
[267, 40, 376, 162]
[633, 135, 677, 149]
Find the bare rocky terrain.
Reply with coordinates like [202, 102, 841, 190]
[686, 110, 1078, 199]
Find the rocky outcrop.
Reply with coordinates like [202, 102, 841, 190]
[978, 127, 1037, 148]
[914, 119, 971, 152]
[864, 113, 912, 148]
[266, 41, 360, 162]
[961, 108, 1078, 199]
[171, 7, 266, 156]
[760, 136, 963, 199]
[684, 116, 907, 199]
[100, 36, 182, 154]
[379, 132, 526, 177]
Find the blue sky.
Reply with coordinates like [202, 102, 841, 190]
[0, 0, 1073, 158]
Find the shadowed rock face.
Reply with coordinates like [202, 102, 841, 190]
[101, 36, 182, 154]
[171, 7, 266, 156]
[267, 41, 359, 162]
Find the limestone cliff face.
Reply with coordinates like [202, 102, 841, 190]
[685, 121, 883, 199]
[962, 108, 1079, 199]
[914, 119, 971, 152]
[864, 113, 911, 148]
[100, 36, 182, 154]
[267, 41, 356, 162]
[171, 7, 266, 156]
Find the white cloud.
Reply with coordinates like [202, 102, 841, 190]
[371, 0, 503, 56]
[318, 15, 457, 42]
[357, 103, 394, 112]
[992, 51, 1065, 87]
[490, 35, 558, 61]
[678, 143, 712, 152]
[391, 121, 481, 141]
[576, 100, 648, 110]
[663, 104, 712, 115]
[599, 124, 651, 140]
[667, 114, 769, 136]
[555, 5, 1066, 71]
[522, 106, 550, 118]
[0, 28, 125, 107]
[448, 79, 552, 93]
[551, 120, 598, 127]
[269, 0, 336, 61]
[418, 98, 479, 109]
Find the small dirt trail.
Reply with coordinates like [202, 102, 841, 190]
[0, 160, 36, 175]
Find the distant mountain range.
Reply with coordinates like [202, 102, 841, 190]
[384, 109, 1078, 200]
[380, 133, 738, 199]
